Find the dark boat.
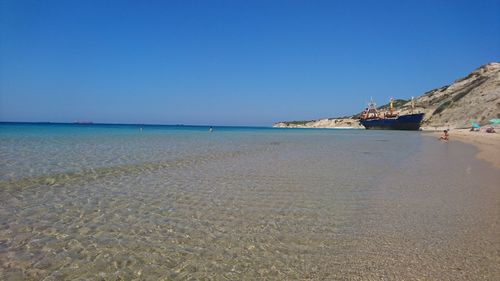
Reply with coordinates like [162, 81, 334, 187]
[359, 98, 424, 130]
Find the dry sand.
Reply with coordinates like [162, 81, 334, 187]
[426, 128, 500, 169]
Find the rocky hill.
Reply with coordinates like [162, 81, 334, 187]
[401, 62, 500, 129]
[273, 62, 500, 129]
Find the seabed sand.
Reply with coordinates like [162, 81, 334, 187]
[1, 128, 500, 280]
[423, 128, 500, 169]
[333, 139, 500, 280]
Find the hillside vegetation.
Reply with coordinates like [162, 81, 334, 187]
[274, 62, 500, 129]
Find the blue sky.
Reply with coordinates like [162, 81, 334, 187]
[1, 0, 499, 126]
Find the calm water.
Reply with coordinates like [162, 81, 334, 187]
[1, 123, 499, 280]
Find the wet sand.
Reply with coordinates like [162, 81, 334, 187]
[355, 137, 500, 280]
[425, 128, 500, 168]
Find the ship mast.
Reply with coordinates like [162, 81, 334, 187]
[389, 97, 394, 116]
[410, 96, 415, 114]
[363, 98, 378, 119]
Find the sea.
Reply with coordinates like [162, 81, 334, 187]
[1, 123, 499, 280]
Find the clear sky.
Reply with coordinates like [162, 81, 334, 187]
[1, 0, 499, 126]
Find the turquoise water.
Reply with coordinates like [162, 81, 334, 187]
[1, 123, 499, 280]
[0, 123, 416, 182]
[0, 123, 286, 181]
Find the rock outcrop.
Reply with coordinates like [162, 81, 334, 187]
[273, 62, 500, 129]
[402, 62, 500, 129]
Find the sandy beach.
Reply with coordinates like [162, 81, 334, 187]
[425, 128, 500, 169]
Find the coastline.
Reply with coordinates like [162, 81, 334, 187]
[273, 118, 364, 129]
[423, 128, 500, 169]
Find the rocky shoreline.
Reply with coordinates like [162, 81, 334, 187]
[273, 118, 363, 129]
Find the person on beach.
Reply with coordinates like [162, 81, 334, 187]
[439, 129, 449, 141]
[209, 126, 213, 133]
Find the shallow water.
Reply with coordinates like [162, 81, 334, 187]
[1, 123, 499, 280]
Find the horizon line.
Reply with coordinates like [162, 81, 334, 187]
[0, 121, 274, 128]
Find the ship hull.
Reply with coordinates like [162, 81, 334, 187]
[360, 113, 424, 130]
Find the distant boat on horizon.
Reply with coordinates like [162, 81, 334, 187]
[73, 121, 94, 124]
[359, 98, 424, 130]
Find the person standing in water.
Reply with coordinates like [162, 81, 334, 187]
[209, 126, 213, 133]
